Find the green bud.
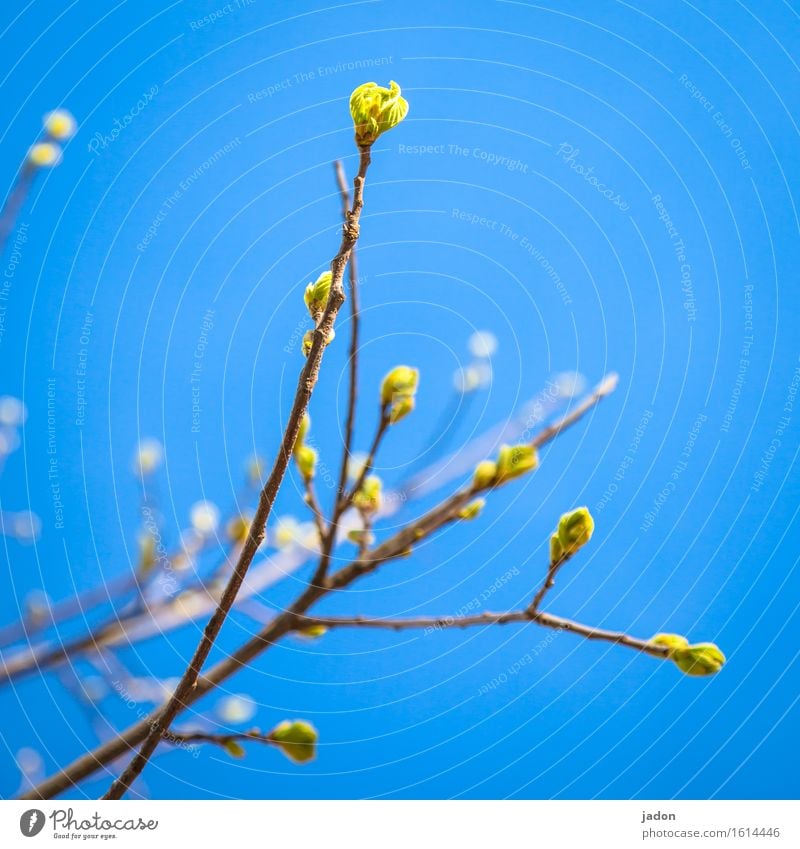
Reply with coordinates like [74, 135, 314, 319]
[458, 498, 485, 520]
[556, 507, 595, 555]
[269, 719, 318, 764]
[222, 739, 246, 758]
[495, 443, 538, 484]
[353, 475, 382, 515]
[549, 533, 564, 565]
[304, 271, 332, 322]
[350, 80, 408, 146]
[473, 460, 498, 489]
[302, 328, 335, 357]
[294, 445, 317, 481]
[672, 643, 725, 676]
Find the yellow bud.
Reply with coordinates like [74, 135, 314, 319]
[458, 498, 485, 520]
[549, 533, 564, 565]
[137, 532, 158, 577]
[651, 633, 689, 653]
[304, 271, 332, 322]
[247, 455, 265, 486]
[389, 394, 415, 424]
[226, 514, 252, 545]
[297, 412, 311, 447]
[297, 624, 327, 639]
[347, 528, 375, 546]
[268, 719, 318, 764]
[349, 80, 408, 146]
[495, 444, 538, 483]
[222, 739, 246, 758]
[43, 109, 77, 141]
[295, 445, 317, 481]
[27, 142, 62, 169]
[381, 365, 419, 405]
[353, 475, 382, 515]
[473, 460, 497, 489]
[302, 328, 335, 357]
[556, 506, 594, 555]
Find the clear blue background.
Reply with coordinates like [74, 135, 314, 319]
[1, 0, 799, 800]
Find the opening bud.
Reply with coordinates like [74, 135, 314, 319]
[652, 634, 725, 676]
[350, 80, 408, 146]
[495, 443, 538, 484]
[304, 271, 332, 322]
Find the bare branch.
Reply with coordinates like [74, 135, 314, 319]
[299, 611, 669, 659]
[100, 146, 374, 800]
[22, 373, 617, 801]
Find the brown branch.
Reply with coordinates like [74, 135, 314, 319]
[298, 611, 670, 658]
[531, 373, 618, 449]
[22, 374, 616, 801]
[164, 728, 279, 753]
[100, 145, 373, 801]
[333, 159, 361, 507]
[310, 406, 389, 586]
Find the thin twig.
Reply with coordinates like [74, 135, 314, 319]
[529, 551, 575, 613]
[164, 728, 279, 752]
[297, 611, 670, 658]
[333, 159, 361, 507]
[100, 145, 374, 801]
[22, 374, 615, 801]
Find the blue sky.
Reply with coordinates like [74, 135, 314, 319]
[1, 0, 799, 800]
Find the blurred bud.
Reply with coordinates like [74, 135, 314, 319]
[304, 271, 332, 322]
[347, 527, 375, 547]
[226, 513, 253, 545]
[269, 719, 318, 764]
[247, 455, 265, 487]
[0, 396, 27, 427]
[468, 330, 498, 358]
[24, 591, 51, 627]
[346, 451, 369, 481]
[297, 624, 327, 639]
[549, 533, 564, 565]
[350, 80, 408, 146]
[302, 328, 334, 357]
[137, 531, 158, 577]
[353, 475, 382, 515]
[495, 444, 538, 484]
[294, 445, 317, 481]
[473, 460, 497, 489]
[134, 438, 163, 476]
[10, 511, 41, 543]
[27, 142, 62, 169]
[222, 739, 246, 758]
[274, 515, 302, 548]
[43, 109, 77, 141]
[297, 412, 311, 446]
[190, 500, 220, 536]
[217, 694, 256, 725]
[458, 498, 485, 520]
[556, 506, 594, 556]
